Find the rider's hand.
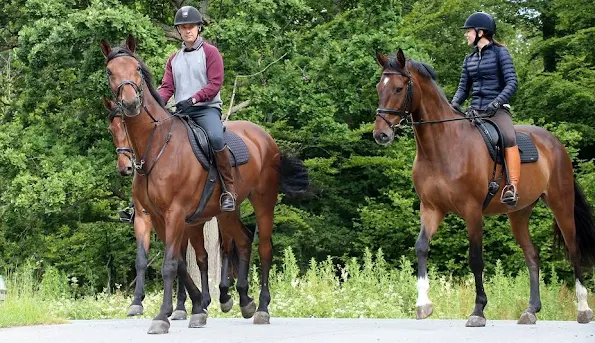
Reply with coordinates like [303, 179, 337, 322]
[486, 100, 501, 116]
[175, 97, 194, 112]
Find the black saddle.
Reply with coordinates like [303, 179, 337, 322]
[473, 118, 538, 209]
[476, 120, 538, 164]
[176, 115, 249, 223]
[182, 117, 249, 169]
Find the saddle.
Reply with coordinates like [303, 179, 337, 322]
[473, 118, 539, 209]
[177, 114, 249, 223]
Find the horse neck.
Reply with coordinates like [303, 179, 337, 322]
[411, 78, 469, 162]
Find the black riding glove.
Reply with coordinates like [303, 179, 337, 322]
[451, 102, 463, 113]
[486, 100, 501, 116]
[175, 97, 194, 112]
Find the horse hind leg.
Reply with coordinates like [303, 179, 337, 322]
[218, 212, 256, 318]
[544, 179, 595, 324]
[465, 212, 488, 327]
[248, 188, 278, 324]
[508, 204, 541, 324]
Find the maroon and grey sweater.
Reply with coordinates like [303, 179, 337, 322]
[158, 40, 224, 109]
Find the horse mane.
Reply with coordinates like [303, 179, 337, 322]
[106, 46, 166, 110]
[385, 55, 450, 103]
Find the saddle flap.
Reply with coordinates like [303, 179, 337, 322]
[180, 116, 250, 170]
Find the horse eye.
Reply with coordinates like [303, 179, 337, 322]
[395, 87, 403, 93]
[137, 65, 142, 71]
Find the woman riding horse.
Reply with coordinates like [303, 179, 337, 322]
[451, 12, 520, 207]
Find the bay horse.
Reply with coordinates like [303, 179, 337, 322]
[103, 97, 213, 320]
[374, 49, 595, 326]
[100, 35, 308, 334]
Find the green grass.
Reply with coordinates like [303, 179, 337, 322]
[1, 248, 593, 327]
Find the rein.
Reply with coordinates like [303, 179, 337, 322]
[375, 70, 494, 132]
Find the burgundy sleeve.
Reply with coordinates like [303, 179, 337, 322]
[158, 53, 176, 103]
[192, 43, 224, 103]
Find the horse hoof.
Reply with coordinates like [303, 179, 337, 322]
[241, 300, 257, 319]
[127, 305, 144, 316]
[220, 298, 234, 313]
[147, 320, 170, 334]
[465, 315, 486, 327]
[253, 311, 270, 325]
[188, 313, 208, 328]
[416, 303, 433, 319]
[170, 309, 187, 321]
[577, 309, 593, 324]
[518, 312, 537, 325]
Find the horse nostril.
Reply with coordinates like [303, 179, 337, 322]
[379, 132, 388, 141]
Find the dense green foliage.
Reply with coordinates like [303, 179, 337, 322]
[1, 0, 594, 293]
[1, 248, 592, 326]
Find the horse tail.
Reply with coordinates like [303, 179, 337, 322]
[277, 153, 309, 197]
[553, 179, 595, 268]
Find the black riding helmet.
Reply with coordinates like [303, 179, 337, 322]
[174, 6, 203, 27]
[461, 12, 496, 45]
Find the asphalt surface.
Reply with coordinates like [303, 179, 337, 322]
[0, 318, 593, 343]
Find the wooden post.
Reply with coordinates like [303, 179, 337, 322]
[186, 218, 221, 299]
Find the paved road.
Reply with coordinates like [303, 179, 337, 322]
[0, 318, 593, 343]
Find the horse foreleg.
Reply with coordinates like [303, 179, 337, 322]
[509, 204, 541, 324]
[128, 210, 151, 317]
[148, 214, 191, 334]
[171, 239, 189, 320]
[415, 205, 444, 319]
[466, 213, 487, 327]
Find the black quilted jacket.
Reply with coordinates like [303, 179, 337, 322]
[452, 42, 518, 110]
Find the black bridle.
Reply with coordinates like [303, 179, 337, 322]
[376, 71, 414, 132]
[109, 107, 135, 163]
[105, 52, 173, 176]
[375, 70, 494, 132]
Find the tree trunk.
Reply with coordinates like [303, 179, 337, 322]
[186, 218, 221, 299]
[541, 11, 557, 72]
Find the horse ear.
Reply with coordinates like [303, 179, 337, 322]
[100, 39, 112, 58]
[126, 34, 136, 53]
[375, 51, 388, 67]
[397, 48, 406, 69]
[102, 95, 114, 111]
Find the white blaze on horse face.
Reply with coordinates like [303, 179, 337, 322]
[382, 77, 389, 87]
[416, 276, 431, 306]
[576, 279, 591, 311]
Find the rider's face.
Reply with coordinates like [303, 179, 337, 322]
[178, 24, 200, 46]
[464, 28, 476, 46]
